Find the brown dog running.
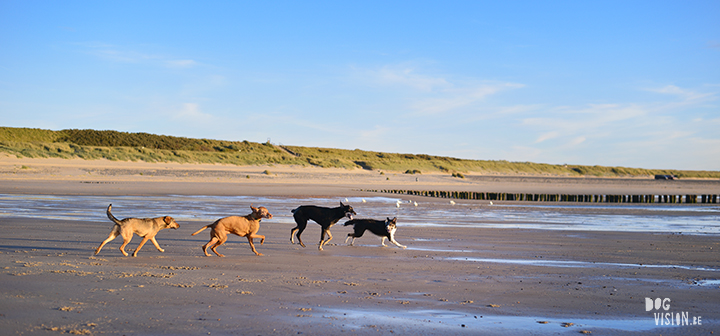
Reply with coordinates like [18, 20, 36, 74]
[191, 206, 273, 257]
[95, 204, 180, 257]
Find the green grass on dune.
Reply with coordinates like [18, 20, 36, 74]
[1, 127, 717, 178]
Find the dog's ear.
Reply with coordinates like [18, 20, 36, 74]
[340, 201, 345, 207]
[164, 216, 173, 224]
[251, 205, 258, 212]
[391, 217, 397, 223]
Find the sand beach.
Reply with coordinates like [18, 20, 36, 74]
[0, 156, 718, 335]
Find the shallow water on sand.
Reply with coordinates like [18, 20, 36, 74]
[0, 194, 718, 235]
[444, 257, 720, 272]
[317, 308, 669, 333]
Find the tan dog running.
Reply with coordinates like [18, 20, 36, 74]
[95, 204, 180, 257]
[191, 206, 272, 257]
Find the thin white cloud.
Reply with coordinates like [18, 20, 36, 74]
[173, 103, 214, 121]
[166, 60, 198, 68]
[524, 103, 647, 130]
[369, 65, 450, 92]
[80, 42, 199, 68]
[520, 103, 651, 153]
[645, 85, 716, 102]
[411, 83, 524, 115]
[355, 63, 524, 115]
[569, 136, 586, 146]
[535, 131, 560, 143]
[359, 125, 393, 139]
[82, 43, 158, 63]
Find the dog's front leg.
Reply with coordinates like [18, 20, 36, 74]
[325, 230, 333, 244]
[318, 229, 333, 250]
[390, 237, 407, 249]
[246, 236, 263, 256]
[318, 230, 326, 251]
[150, 236, 165, 253]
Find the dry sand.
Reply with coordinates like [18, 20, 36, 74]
[0, 156, 719, 335]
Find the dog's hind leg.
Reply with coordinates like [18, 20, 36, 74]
[118, 232, 133, 257]
[210, 236, 227, 257]
[346, 228, 365, 246]
[290, 217, 307, 247]
[95, 227, 120, 255]
[201, 237, 217, 257]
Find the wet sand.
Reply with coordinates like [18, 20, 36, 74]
[0, 156, 719, 335]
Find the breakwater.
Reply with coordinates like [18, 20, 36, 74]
[363, 189, 719, 204]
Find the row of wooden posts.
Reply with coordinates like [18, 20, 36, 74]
[365, 189, 719, 204]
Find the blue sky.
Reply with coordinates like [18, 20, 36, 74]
[1, 1, 718, 170]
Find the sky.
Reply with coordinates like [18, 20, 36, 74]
[1, 1, 718, 170]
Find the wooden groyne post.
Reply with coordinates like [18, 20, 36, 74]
[362, 189, 719, 204]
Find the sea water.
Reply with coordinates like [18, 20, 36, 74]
[0, 194, 717, 235]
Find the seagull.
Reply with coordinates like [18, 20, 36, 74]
[362, 199, 366, 203]
[345, 198, 349, 202]
[414, 201, 418, 207]
[489, 201, 493, 205]
[450, 200, 456, 205]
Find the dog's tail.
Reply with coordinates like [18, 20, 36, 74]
[106, 204, 123, 226]
[342, 219, 356, 226]
[191, 226, 209, 236]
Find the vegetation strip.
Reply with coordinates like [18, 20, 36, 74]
[1, 127, 718, 178]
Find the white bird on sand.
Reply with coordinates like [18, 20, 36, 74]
[396, 200, 402, 208]
[450, 200, 456, 205]
[489, 201, 493, 205]
[414, 201, 418, 207]
[345, 198, 349, 202]
[362, 199, 366, 203]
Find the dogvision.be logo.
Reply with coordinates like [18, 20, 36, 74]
[646, 298, 702, 326]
